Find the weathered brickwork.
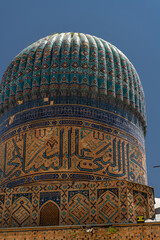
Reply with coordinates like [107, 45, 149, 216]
[0, 223, 160, 240]
[0, 180, 154, 228]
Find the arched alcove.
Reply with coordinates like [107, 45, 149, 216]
[39, 201, 59, 226]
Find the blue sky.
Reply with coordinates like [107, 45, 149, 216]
[1, 0, 160, 197]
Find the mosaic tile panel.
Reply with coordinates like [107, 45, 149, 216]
[0, 180, 155, 228]
[2, 188, 12, 227]
[0, 121, 146, 187]
[68, 191, 90, 225]
[119, 181, 128, 222]
[39, 191, 61, 208]
[11, 196, 32, 227]
[97, 188, 119, 223]
[0, 195, 5, 227]
[133, 190, 149, 219]
[0, 104, 145, 142]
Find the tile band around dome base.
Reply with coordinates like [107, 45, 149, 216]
[0, 98, 145, 138]
[1, 94, 146, 134]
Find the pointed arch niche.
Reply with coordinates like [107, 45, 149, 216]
[39, 201, 59, 226]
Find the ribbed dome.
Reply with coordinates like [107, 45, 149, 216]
[1, 32, 146, 125]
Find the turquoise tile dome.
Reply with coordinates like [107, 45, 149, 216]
[0, 32, 146, 130]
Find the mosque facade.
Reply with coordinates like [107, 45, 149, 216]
[0, 33, 154, 227]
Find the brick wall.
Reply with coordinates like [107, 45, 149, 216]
[0, 223, 160, 240]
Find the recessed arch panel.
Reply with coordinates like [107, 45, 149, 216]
[39, 201, 59, 226]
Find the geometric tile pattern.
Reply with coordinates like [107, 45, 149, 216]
[127, 182, 135, 223]
[133, 190, 148, 220]
[31, 185, 40, 227]
[119, 181, 128, 222]
[97, 189, 119, 223]
[0, 179, 155, 227]
[147, 187, 155, 218]
[0, 195, 4, 227]
[68, 192, 90, 225]
[40, 191, 61, 208]
[0, 104, 145, 145]
[11, 196, 32, 227]
[3, 188, 12, 227]
[12, 193, 32, 204]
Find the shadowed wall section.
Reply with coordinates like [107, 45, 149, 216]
[40, 201, 59, 226]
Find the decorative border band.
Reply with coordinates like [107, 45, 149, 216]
[0, 104, 144, 147]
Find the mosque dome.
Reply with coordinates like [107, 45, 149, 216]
[1, 32, 146, 132]
[0, 32, 154, 228]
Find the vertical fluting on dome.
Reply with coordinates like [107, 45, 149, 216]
[70, 33, 80, 96]
[131, 65, 139, 112]
[40, 35, 56, 98]
[5, 59, 20, 106]
[126, 61, 135, 108]
[32, 37, 48, 99]
[15, 53, 28, 101]
[136, 74, 142, 114]
[0, 32, 146, 128]
[59, 32, 72, 96]
[94, 36, 107, 98]
[101, 40, 115, 98]
[3, 68, 10, 106]
[23, 40, 41, 101]
[118, 52, 129, 104]
[79, 33, 90, 97]
[9, 62, 17, 104]
[86, 34, 98, 98]
[50, 33, 64, 98]
[110, 45, 123, 101]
